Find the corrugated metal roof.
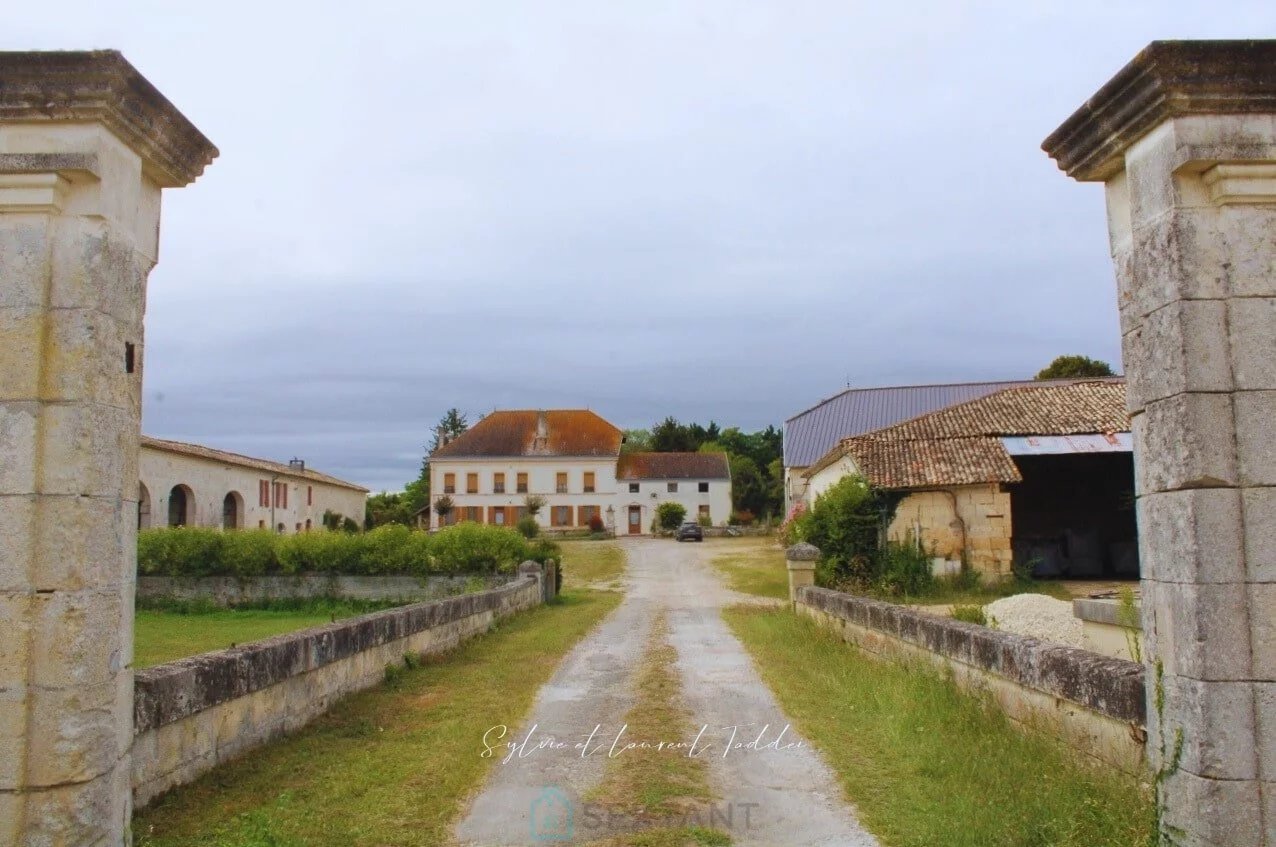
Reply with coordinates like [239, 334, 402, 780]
[783, 377, 1124, 468]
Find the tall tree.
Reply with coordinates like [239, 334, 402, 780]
[1035, 355, 1115, 380]
[430, 408, 470, 452]
[651, 416, 696, 452]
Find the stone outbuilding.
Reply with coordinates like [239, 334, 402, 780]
[140, 437, 369, 533]
[803, 381, 1135, 578]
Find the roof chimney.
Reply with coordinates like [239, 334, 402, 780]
[532, 410, 549, 452]
[288, 458, 305, 472]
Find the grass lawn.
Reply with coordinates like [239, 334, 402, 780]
[134, 589, 622, 847]
[134, 609, 345, 668]
[723, 606, 1154, 847]
[707, 539, 787, 599]
[560, 539, 627, 589]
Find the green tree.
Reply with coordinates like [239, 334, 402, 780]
[1035, 355, 1115, 380]
[621, 428, 652, 454]
[806, 475, 895, 586]
[430, 408, 470, 451]
[650, 417, 696, 452]
[365, 491, 414, 528]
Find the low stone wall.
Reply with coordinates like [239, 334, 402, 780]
[137, 572, 512, 606]
[132, 573, 545, 807]
[797, 586, 1146, 773]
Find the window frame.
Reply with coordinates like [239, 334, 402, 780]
[466, 472, 479, 494]
[493, 472, 506, 494]
[698, 481, 709, 493]
[667, 482, 678, 493]
[443, 473, 456, 495]
[629, 482, 639, 494]
[556, 472, 568, 494]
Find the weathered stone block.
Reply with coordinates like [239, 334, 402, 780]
[1244, 487, 1276, 583]
[1121, 207, 1226, 323]
[31, 494, 131, 592]
[30, 588, 126, 688]
[1143, 580, 1253, 681]
[26, 677, 129, 786]
[1249, 584, 1276, 682]
[1123, 299, 1232, 408]
[0, 402, 38, 495]
[35, 402, 136, 497]
[1136, 393, 1238, 493]
[43, 307, 138, 410]
[1137, 488, 1245, 583]
[1256, 683, 1276, 781]
[19, 763, 130, 847]
[1221, 205, 1276, 297]
[1228, 298, 1276, 390]
[0, 495, 35, 591]
[0, 306, 45, 401]
[1150, 677, 1258, 780]
[1234, 390, 1276, 487]
[1157, 768, 1262, 847]
[0, 686, 28, 791]
[50, 217, 150, 324]
[0, 219, 50, 310]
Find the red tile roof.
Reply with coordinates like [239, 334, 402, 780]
[430, 410, 622, 459]
[616, 452, 731, 480]
[141, 436, 369, 492]
[806, 381, 1129, 490]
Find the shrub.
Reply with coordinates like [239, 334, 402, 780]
[875, 540, 935, 597]
[697, 513, 712, 528]
[588, 514, 605, 533]
[807, 475, 897, 587]
[138, 527, 225, 577]
[951, 604, 988, 626]
[429, 523, 528, 574]
[515, 516, 540, 539]
[729, 509, 756, 526]
[523, 494, 547, 516]
[778, 501, 812, 546]
[219, 530, 279, 577]
[656, 502, 687, 530]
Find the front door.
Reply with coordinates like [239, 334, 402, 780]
[628, 505, 642, 535]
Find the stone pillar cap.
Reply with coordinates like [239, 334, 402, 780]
[1042, 40, 1276, 182]
[518, 560, 542, 574]
[786, 542, 820, 561]
[0, 50, 218, 186]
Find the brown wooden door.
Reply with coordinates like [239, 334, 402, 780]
[628, 505, 642, 535]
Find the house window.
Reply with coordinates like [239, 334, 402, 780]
[583, 472, 595, 493]
[551, 505, 572, 527]
[463, 506, 481, 522]
[493, 473, 506, 494]
[516, 506, 528, 520]
[517, 472, 529, 493]
[444, 473, 456, 494]
[579, 505, 600, 527]
[258, 520, 265, 529]
[273, 482, 288, 508]
[667, 482, 678, 493]
[491, 506, 507, 526]
[629, 482, 639, 494]
[467, 473, 479, 494]
[698, 482, 709, 493]
[556, 472, 568, 494]
[699, 505, 711, 521]
[258, 480, 270, 507]
[305, 518, 312, 532]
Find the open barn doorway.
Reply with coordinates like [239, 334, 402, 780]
[1009, 451, 1138, 579]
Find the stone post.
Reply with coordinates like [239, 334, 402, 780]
[518, 560, 544, 601]
[786, 543, 819, 607]
[0, 51, 215, 845]
[1043, 40, 1276, 845]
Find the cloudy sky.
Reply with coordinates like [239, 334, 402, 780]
[8, 3, 1275, 491]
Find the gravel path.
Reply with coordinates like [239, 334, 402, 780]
[452, 538, 878, 846]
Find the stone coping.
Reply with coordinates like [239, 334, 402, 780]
[0, 50, 218, 186]
[798, 586, 1145, 724]
[134, 576, 536, 733]
[1073, 596, 1143, 629]
[1042, 40, 1276, 181]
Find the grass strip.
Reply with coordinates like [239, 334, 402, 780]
[134, 609, 344, 668]
[133, 589, 622, 847]
[585, 614, 730, 844]
[723, 606, 1155, 847]
[560, 540, 627, 589]
[709, 543, 788, 599]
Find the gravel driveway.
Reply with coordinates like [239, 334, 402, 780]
[453, 538, 878, 846]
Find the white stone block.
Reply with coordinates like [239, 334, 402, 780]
[1143, 580, 1252, 681]
[1234, 391, 1276, 487]
[1243, 487, 1276, 583]
[1136, 394, 1238, 493]
[1137, 488, 1245, 583]
[1228, 298, 1276, 390]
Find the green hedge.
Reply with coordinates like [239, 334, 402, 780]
[137, 524, 558, 578]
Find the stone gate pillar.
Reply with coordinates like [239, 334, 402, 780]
[1044, 41, 1276, 845]
[0, 52, 215, 844]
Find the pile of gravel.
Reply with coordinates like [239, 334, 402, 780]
[982, 593, 1083, 648]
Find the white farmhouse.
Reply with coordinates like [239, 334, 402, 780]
[140, 437, 369, 533]
[615, 452, 732, 534]
[425, 409, 733, 534]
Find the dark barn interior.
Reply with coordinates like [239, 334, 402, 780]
[1009, 453, 1138, 579]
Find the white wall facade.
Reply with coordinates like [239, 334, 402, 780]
[614, 477, 733, 534]
[803, 454, 860, 504]
[428, 457, 621, 531]
[428, 457, 732, 533]
[139, 447, 368, 534]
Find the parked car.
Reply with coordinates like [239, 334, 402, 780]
[676, 522, 703, 542]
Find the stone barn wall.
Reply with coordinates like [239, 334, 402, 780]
[887, 484, 1013, 576]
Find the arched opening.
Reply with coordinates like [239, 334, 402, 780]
[138, 483, 152, 530]
[222, 491, 243, 531]
[304, 518, 312, 532]
[168, 484, 193, 527]
[276, 522, 285, 534]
